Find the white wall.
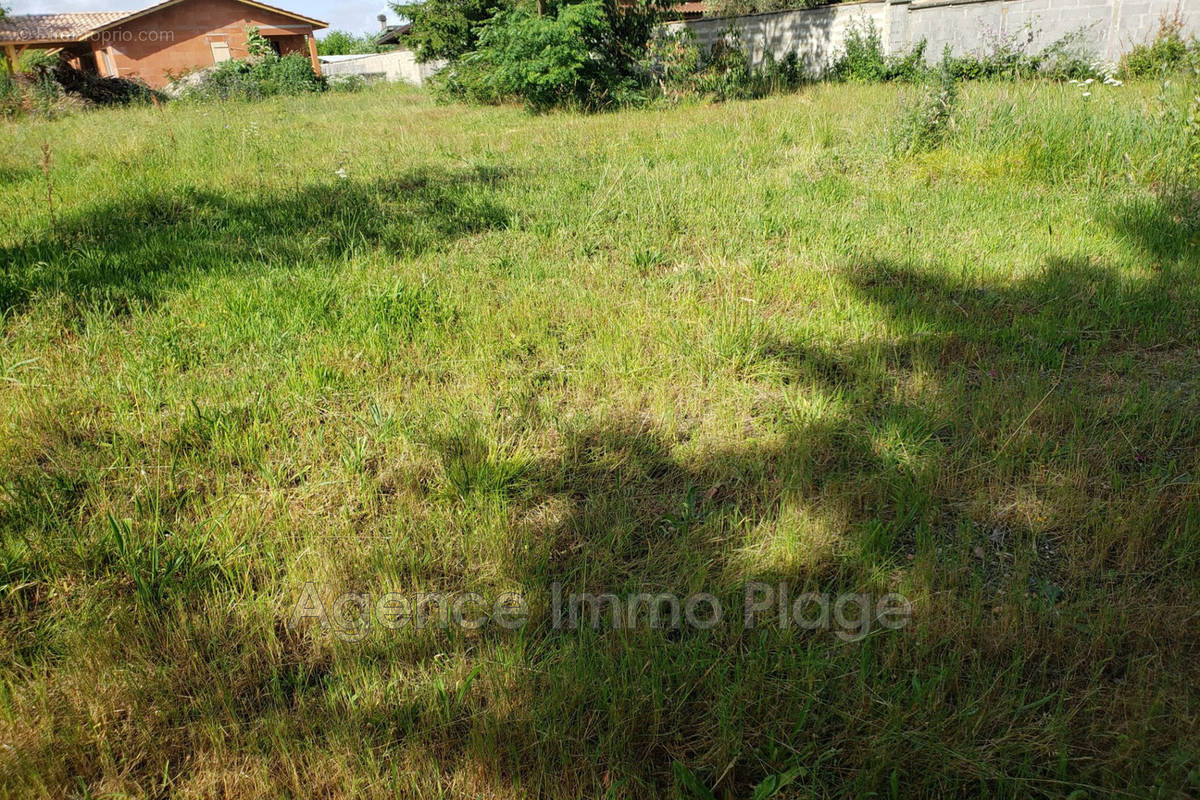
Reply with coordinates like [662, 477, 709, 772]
[670, 0, 1200, 73]
[320, 50, 445, 86]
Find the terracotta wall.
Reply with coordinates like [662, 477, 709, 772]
[91, 0, 316, 87]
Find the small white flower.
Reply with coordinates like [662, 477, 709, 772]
[1069, 79, 1079, 84]
[1081, 91, 1091, 98]
[1083, 78, 1094, 85]
[334, 168, 348, 179]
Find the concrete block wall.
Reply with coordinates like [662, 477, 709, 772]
[677, 0, 888, 73]
[320, 50, 445, 85]
[671, 0, 1200, 72]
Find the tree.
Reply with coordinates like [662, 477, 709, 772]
[389, 0, 512, 62]
[443, 0, 662, 110]
[317, 30, 379, 56]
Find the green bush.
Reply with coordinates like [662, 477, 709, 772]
[258, 53, 326, 95]
[694, 39, 803, 100]
[317, 30, 380, 56]
[641, 28, 804, 103]
[436, 0, 655, 111]
[693, 38, 760, 100]
[941, 24, 1038, 80]
[640, 28, 703, 98]
[183, 53, 326, 101]
[832, 19, 927, 83]
[1120, 12, 1199, 79]
[893, 65, 958, 154]
[0, 67, 20, 118]
[430, 2, 1107, 113]
[1157, 68, 1200, 181]
[938, 27, 1100, 82]
[832, 19, 886, 82]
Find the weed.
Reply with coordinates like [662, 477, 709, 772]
[38, 142, 55, 231]
[103, 515, 237, 613]
[151, 94, 176, 146]
[832, 18, 928, 83]
[1120, 10, 1200, 79]
[893, 65, 958, 153]
[371, 279, 455, 341]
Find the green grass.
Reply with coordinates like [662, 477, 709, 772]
[1, 80, 1198, 798]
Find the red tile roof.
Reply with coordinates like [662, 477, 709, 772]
[0, 0, 327, 45]
[0, 12, 131, 43]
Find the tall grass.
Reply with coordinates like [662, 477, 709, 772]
[0, 79, 1198, 798]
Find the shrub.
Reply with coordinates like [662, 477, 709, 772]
[833, 19, 887, 82]
[695, 39, 804, 100]
[0, 67, 20, 118]
[245, 26, 275, 59]
[641, 28, 703, 99]
[436, 0, 656, 111]
[1, 54, 163, 118]
[182, 53, 325, 101]
[832, 19, 928, 83]
[434, 0, 806, 110]
[691, 34, 758, 100]
[893, 65, 958, 154]
[256, 53, 326, 95]
[1120, 11, 1199, 79]
[942, 23, 1039, 80]
[317, 30, 380, 56]
[642, 27, 804, 102]
[1037, 32, 1101, 81]
[935, 25, 1101, 82]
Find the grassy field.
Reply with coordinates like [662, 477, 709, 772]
[1, 80, 1198, 798]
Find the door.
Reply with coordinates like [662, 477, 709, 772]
[209, 37, 231, 63]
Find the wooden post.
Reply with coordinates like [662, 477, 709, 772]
[3, 44, 17, 74]
[307, 34, 321, 76]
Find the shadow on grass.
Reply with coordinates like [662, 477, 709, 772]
[367, 255, 1199, 795]
[1104, 175, 1200, 267]
[0, 164, 511, 315]
[5, 250, 1200, 795]
[0, 165, 37, 186]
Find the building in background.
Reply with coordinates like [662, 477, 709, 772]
[318, 14, 443, 86]
[0, 0, 326, 88]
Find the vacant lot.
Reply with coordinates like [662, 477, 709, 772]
[1, 81, 1197, 798]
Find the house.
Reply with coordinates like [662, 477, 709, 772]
[0, 0, 327, 89]
[374, 17, 411, 48]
